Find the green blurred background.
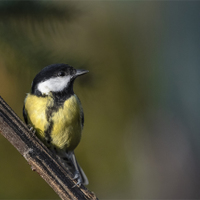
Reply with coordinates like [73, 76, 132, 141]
[0, 1, 200, 199]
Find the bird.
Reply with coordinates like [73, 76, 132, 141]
[23, 63, 89, 186]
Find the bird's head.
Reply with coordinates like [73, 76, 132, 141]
[31, 63, 88, 96]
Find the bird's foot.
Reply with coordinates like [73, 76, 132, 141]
[28, 125, 36, 134]
[72, 171, 82, 188]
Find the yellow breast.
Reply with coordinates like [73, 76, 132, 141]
[24, 94, 82, 151]
[51, 95, 82, 150]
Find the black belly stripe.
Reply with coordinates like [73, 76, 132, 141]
[44, 120, 54, 144]
[44, 102, 55, 145]
[44, 92, 73, 145]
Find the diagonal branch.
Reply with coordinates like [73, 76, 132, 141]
[0, 95, 98, 200]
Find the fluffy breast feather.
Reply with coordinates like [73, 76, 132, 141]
[24, 94, 82, 151]
[51, 95, 82, 150]
[24, 94, 51, 139]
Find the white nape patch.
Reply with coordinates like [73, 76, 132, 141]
[37, 76, 71, 95]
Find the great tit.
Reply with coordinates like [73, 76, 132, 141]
[23, 63, 89, 186]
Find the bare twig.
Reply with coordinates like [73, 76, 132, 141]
[0, 95, 98, 200]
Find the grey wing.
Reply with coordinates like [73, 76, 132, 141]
[23, 104, 28, 124]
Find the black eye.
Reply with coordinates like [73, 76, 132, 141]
[57, 71, 65, 77]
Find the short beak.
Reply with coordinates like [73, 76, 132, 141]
[75, 69, 89, 77]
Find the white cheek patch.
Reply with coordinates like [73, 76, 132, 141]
[37, 76, 71, 95]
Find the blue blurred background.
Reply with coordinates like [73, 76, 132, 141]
[0, 1, 200, 199]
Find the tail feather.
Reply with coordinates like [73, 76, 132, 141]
[58, 150, 89, 185]
[76, 161, 89, 185]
